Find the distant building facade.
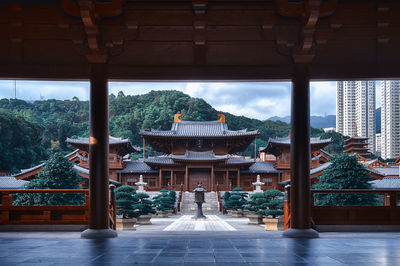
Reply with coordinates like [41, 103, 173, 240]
[381, 80, 400, 159]
[376, 133, 381, 157]
[336, 81, 376, 154]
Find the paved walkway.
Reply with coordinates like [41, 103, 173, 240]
[163, 215, 237, 231]
[135, 215, 264, 232]
[1, 232, 400, 265]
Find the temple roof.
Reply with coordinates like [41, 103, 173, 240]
[171, 150, 228, 162]
[66, 136, 140, 156]
[259, 136, 331, 156]
[370, 177, 400, 189]
[0, 176, 29, 189]
[141, 120, 258, 139]
[242, 161, 281, 174]
[310, 162, 331, 175]
[344, 136, 369, 142]
[117, 161, 158, 174]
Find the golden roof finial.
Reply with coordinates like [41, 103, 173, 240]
[217, 114, 226, 123]
[174, 114, 182, 123]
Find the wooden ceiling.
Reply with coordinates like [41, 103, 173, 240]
[1, 0, 400, 81]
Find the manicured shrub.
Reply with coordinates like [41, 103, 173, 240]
[257, 189, 284, 218]
[115, 185, 140, 218]
[133, 193, 156, 215]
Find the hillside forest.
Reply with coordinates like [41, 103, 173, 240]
[0, 90, 346, 174]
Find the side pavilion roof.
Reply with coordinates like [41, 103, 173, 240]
[259, 136, 331, 156]
[66, 136, 140, 156]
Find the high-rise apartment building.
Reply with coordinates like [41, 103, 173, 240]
[381, 80, 400, 159]
[336, 81, 376, 154]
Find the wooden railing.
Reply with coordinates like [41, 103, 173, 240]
[311, 189, 400, 226]
[0, 189, 89, 225]
[0, 188, 118, 229]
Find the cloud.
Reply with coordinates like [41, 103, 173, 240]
[0, 80, 89, 101]
[310, 81, 336, 116]
[0, 80, 338, 120]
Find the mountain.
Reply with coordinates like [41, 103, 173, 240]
[268, 115, 336, 129]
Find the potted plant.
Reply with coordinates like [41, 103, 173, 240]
[258, 189, 284, 231]
[224, 187, 248, 217]
[245, 192, 267, 225]
[134, 192, 156, 225]
[168, 189, 177, 215]
[115, 185, 140, 230]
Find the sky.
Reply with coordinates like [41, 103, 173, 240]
[0, 80, 380, 120]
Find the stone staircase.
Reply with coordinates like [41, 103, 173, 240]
[180, 191, 220, 215]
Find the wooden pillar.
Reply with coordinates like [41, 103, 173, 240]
[159, 169, 162, 189]
[211, 165, 214, 191]
[225, 170, 229, 190]
[283, 64, 318, 238]
[185, 166, 189, 191]
[171, 170, 174, 187]
[237, 169, 241, 188]
[81, 63, 117, 238]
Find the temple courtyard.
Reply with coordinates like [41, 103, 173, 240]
[0, 231, 399, 265]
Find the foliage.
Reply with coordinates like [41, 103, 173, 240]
[115, 185, 140, 218]
[257, 189, 284, 218]
[313, 154, 379, 206]
[13, 153, 84, 206]
[1, 90, 329, 171]
[153, 189, 176, 211]
[0, 109, 47, 173]
[133, 193, 156, 215]
[224, 188, 248, 210]
[245, 192, 267, 213]
[315, 131, 348, 154]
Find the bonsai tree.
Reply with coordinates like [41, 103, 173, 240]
[257, 189, 284, 218]
[115, 185, 140, 218]
[153, 189, 175, 211]
[224, 187, 248, 210]
[313, 153, 379, 206]
[245, 192, 267, 213]
[14, 152, 84, 206]
[133, 193, 156, 215]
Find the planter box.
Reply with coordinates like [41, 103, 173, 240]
[167, 210, 174, 217]
[247, 214, 263, 225]
[116, 218, 136, 231]
[231, 210, 244, 218]
[136, 214, 152, 225]
[226, 210, 232, 216]
[156, 210, 169, 218]
[263, 216, 284, 231]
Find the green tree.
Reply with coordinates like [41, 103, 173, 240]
[153, 189, 175, 211]
[13, 153, 84, 206]
[133, 193, 156, 215]
[245, 192, 267, 212]
[257, 189, 284, 218]
[313, 154, 379, 206]
[115, 185, 140, 218]
[224, 187, 248, 210]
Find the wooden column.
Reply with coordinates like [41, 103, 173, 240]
[81, 63, 117, 238]
[237, 169, 241, 188]
[283, 64, 318, 238]
[171, 170, 174, 187]
[225, 170, 229, 191]
[211, 165, 214, 191]
[159, 169, 162, 189]
[185, 166, 189, 191]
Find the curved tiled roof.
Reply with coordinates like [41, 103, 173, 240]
[310, 162, 331, 175]
[259, 136, 331, 154]
[140, 120, 258, 138]
[171, 150, 228, 162]
[145, 156, 179, 166]
[118, 161, 158, 174]
[242, 161, 281, 174]
[66, 136, 140, 154]
[0, 176, 29, 189]
[370, 177, 400, 189]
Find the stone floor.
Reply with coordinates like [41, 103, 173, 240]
[1, 231, 400, 265]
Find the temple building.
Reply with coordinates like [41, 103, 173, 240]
[12, 114, 333, 191]
[343, 136, 372, 157]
